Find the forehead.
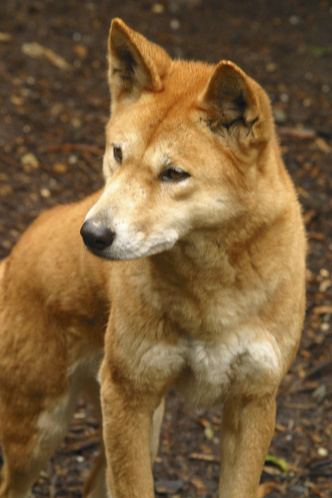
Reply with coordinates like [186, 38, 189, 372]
[107, 60, 214, 141]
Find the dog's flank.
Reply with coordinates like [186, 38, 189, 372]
[0, 18, 305, 498]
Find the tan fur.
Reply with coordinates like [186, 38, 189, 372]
[0, 18, 306, 497]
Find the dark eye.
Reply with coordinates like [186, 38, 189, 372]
[113, 146, 123, 163]
[161, 168, 190, 182]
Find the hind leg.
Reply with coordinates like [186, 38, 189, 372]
[150, 399, 165, 463]
[0, 390, 78, 498]
[83, 451, 107, 498]
[82, 375, 108, 498]
[0, 452, 40, 498]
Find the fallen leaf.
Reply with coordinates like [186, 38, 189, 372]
[315, 137, 331, 153]
[190, 476, 207, 493]
[52, 163, 68, 174]
[204, 426, 214, 440]
[258, 481, 283, 497]
[265, 454, 289, 473]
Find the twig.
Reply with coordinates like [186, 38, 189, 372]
[64, 436, 100, 453]
[277, 127, 316, 139]
[38, 143, 104, 155]
[0, 152, 22, 169]
[190, 452, 220, 463]
[304, 359, 332, 380]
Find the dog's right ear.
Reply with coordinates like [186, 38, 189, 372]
[108, 19, 171, 108]
[199, 61, 273, 156]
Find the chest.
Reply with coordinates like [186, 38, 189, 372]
[173, 331, 281, 407]
[173, 336, 236, 406]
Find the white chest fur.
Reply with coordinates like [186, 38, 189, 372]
[175, 330, 282, 407]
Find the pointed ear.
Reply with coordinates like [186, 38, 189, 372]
[199, 61, 273, 148]
[108, 18, 171, 107]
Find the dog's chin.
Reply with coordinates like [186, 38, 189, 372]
[85, 238, 179, 261]
[83, 244, 116, 261]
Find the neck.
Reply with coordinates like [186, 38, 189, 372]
[150, 226, 239, 290]
[150, 200, 280, 293]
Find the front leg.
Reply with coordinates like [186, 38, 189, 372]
[99, 278, 185, 497]
[100, 362, 157, 498]
[219, 392, 276, 498]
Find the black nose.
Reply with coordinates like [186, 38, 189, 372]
[80, 220, 115, 253]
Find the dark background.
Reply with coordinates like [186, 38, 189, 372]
[0, 1, 331, 496]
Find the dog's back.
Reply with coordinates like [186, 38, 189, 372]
[0, 192, 109, 498]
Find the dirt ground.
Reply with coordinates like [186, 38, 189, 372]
[0, 0, 331, 497]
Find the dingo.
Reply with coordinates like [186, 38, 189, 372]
[0, 18, 306, 498]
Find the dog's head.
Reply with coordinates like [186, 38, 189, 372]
[81, 18, 276, 260]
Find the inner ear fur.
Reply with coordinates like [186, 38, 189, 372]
[200, 60, 272, 144]
[108, 18, 171, 104]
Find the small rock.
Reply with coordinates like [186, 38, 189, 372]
[10, 95, 24, 106]
[40, 188, 51, 198]
[152, 3, 165, 14]
[71, 117, 82, 129]
[74, 44, 88, 59]
[320, 323, 330, 332]
[273, 109, 288, 124]
[289, 15, 300, 25]
[21, 153, 40, 169]
[68, 154, 78, 164]
[170, 19, 181, 30]
[280, 92, 289, 103]
[317, 447, 328, 457]
[266, 62, 278, 73]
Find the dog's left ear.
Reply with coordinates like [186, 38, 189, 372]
[108, 18, 171, 108]
[200, 61, 273, 151]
